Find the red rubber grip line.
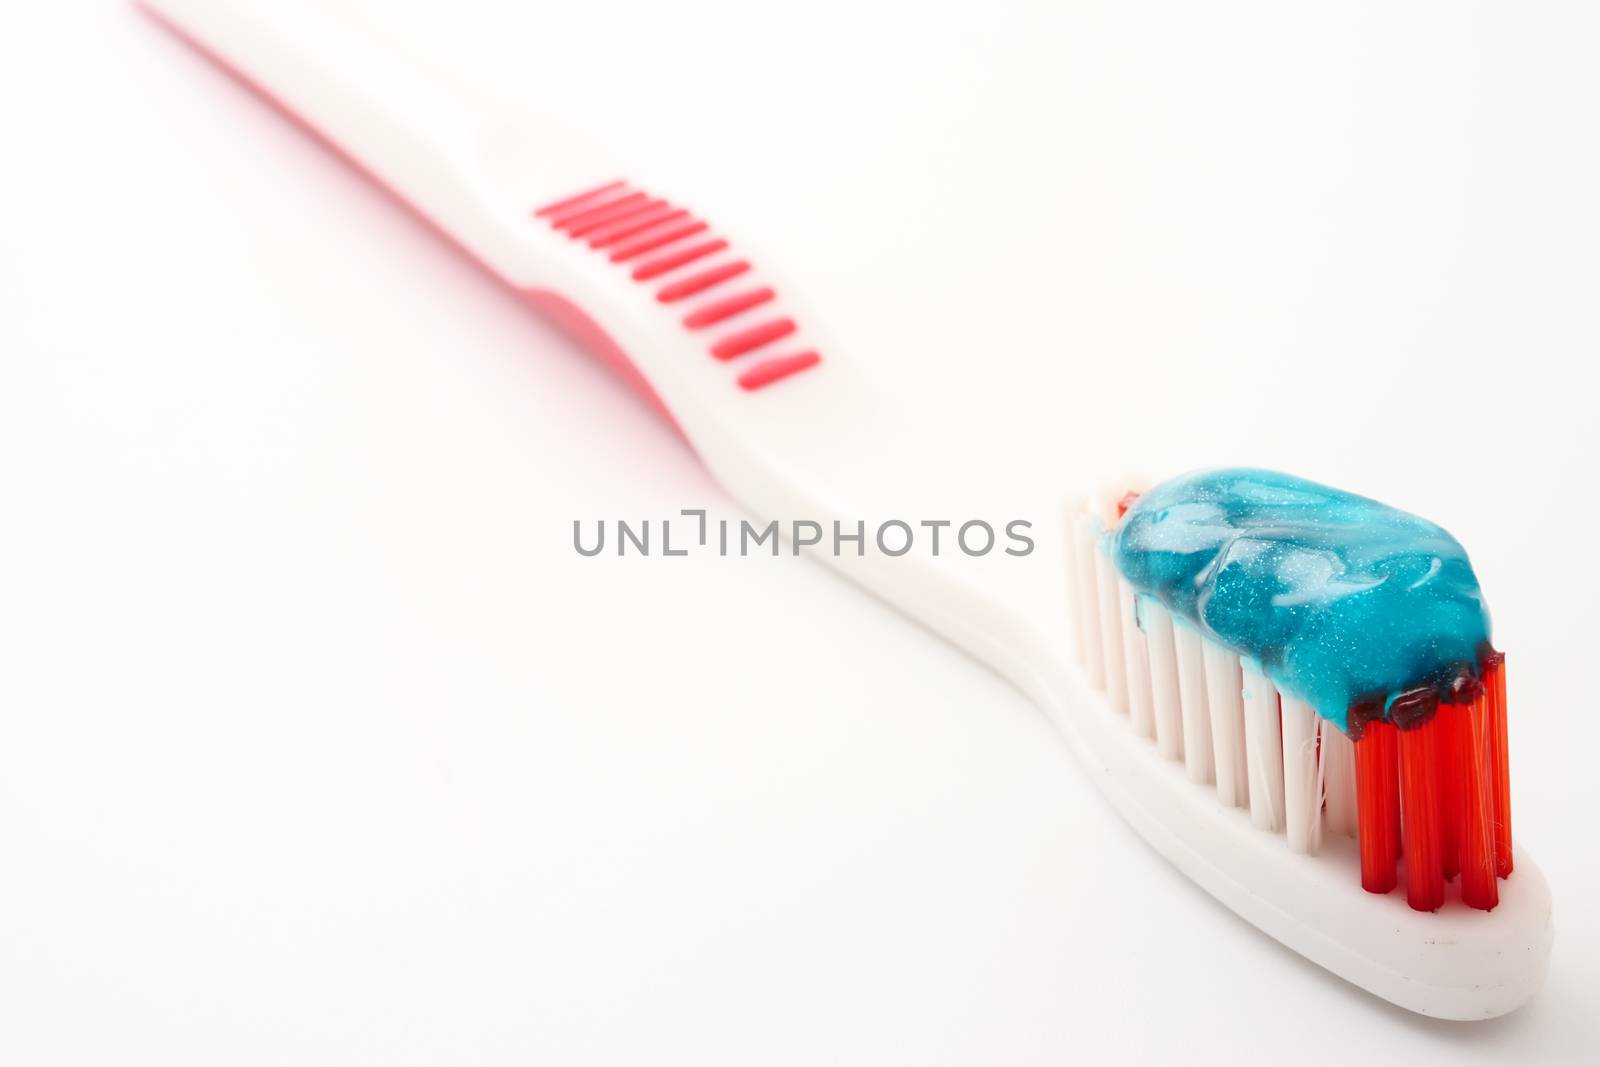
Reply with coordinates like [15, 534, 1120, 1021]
[710, 319, 796, 360]
[554, 191, 649, 233]
[683, 288, 776, 329]
[737, 352, 821, 390]
[632, 239, 727, 281]
[657, 261, 750, 302]
[535, 180, 627, 218]
[564, 198, 667, 240]
[609, 220, 709, 262]
[589, 207, 687, 248]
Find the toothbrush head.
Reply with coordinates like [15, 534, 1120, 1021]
[1066, 468, 1545, 1016]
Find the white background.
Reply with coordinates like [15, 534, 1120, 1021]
[3, 1, 1597, 1063]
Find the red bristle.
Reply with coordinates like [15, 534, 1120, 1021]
[1355, 719, 1400, 894]
[1435, 703, 1465, 881]
[1398, 717, 1445, 911]
[1484, 652, 1513, 877]
[1461, 693, 1500, 909]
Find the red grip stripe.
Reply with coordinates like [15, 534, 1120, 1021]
[565, 198, 668, 239]
[683, 288, 775, 329]
[555, 191, 649, 233]
[736, 352, 821, 390]
[534, 180, 626, 218]
[609, 220, 709, 262]
[710, 318, 796, 360]
[534, 184, 822, 399]
[590, 208, 689, 248]
[631, 239, 727, 281]
[657, 261, 749, 302]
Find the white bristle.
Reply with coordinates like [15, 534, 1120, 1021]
[1241, 666, 1285, 832]
[1281, 696, 1322, 855]
[1141, 600, 1184, 761]
[1320, 719, 1357, 838]
[1171, 625, 1215, 784]
[1094, 548, 1129, 714]
[1201, 638, 1250, 808]
[1070, 515, 1106, 690]
[1064, 500, 1091, 668]
[1118, 579, 1155, 739]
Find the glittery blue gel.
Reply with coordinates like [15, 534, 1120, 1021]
[1109, 469, 1490, 734]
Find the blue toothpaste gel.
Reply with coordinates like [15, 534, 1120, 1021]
[1108, 469, 1490, 734]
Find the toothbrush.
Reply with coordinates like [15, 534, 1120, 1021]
[140, 0, 1552, 1019]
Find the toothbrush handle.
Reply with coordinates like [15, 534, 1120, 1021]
[143, 0, 1067, 702]
[142, 0, 855, 439]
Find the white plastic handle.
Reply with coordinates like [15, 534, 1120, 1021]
[140, 0, 1063, 728]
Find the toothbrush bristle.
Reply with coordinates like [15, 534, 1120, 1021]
[1398, 713, 1446, 911]
[1485, 652, 1513, 877]
[1461, 693, 1501, 909]
[1436, 703, 1464, 881]
[1355, 720, 1400, 894]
